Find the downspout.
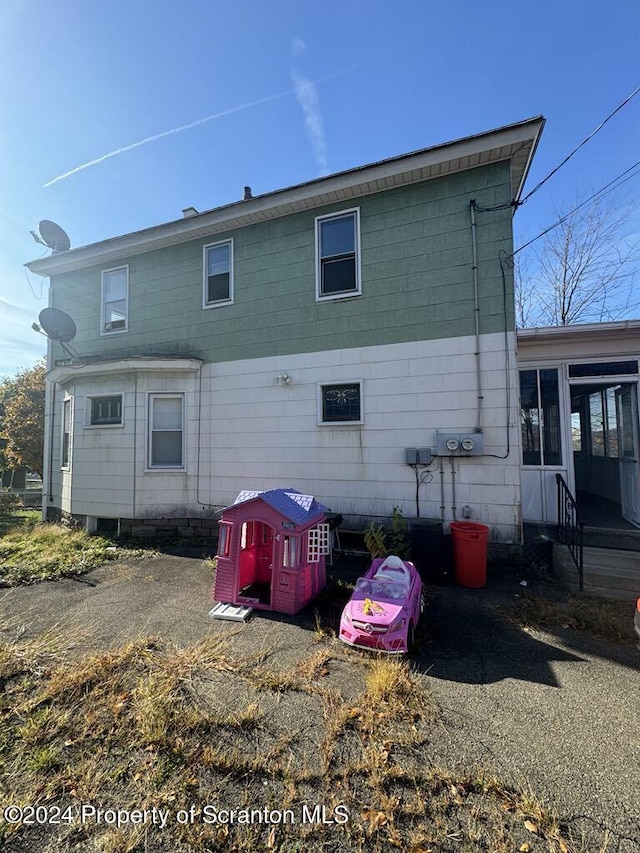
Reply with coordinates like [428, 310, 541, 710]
[470, 200, 483, 432]
[132, 373, 137, 522]
[47, 382, 55, 505]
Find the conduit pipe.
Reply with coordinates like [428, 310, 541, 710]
[439, 456, 446, 522]
[450, 456, 457, 521]
[469, 200, 483, 432]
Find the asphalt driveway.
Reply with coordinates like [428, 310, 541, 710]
[1, 552, 638, 851]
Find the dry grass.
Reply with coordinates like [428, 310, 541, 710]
[0, 626, 615, 852]
[0, 521, 151, 586]
[499, 591, 637, 647]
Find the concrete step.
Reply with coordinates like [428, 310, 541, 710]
[554, 544, 639, 600]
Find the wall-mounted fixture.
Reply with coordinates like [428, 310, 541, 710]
[275, 374, 293, 385]
[436, 433, 484, 456]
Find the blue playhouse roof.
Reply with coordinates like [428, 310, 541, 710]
[224, 488, 327, 526]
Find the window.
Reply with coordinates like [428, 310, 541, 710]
[519, 369, 561, 466]
[203, 240, 233, 306]
[315, 209, 361, 299]
[318, 381, 363, 425]
[148, 394, 184, 469]
[89, 395, 123, 426]
[101, 266, 128, 333]
[217, 522, 232, 558]
[61, 398, 71, 468]
[588, 387, 619, 458]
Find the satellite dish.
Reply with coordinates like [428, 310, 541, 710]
[38, 220, 71, 253]
[38, 307, 77, 342]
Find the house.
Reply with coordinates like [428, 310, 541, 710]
[26, 117, 546, 544]
[213, 488, 328, 614]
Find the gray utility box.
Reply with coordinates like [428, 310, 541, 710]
[436, 433, 484, 456]
[405, 447, 433, 465]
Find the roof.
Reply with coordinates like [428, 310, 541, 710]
[517, 319, 640, 345]
[27, 116, 545, 277]
[223, 488, 327, 526]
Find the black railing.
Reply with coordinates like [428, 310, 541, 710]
[556, 473, 584, 591]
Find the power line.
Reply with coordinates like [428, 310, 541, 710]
[518, 83, 640, 206]
[513, 158, 640, 255]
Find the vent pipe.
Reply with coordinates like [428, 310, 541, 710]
[243, 186, 253, 200]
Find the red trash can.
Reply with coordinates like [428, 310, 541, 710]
[450, 522, 490, 588]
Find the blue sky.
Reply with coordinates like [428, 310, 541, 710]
[1, 0, 638, 378]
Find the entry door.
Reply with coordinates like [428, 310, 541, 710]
[616, 385, 640, 526]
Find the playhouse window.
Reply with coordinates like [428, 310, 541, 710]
[283, 536, 298, 568]
[217, 522, 232, 557]
[240, 521, 255, 549]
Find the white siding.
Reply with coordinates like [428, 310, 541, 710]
[47, 332, 522, 540]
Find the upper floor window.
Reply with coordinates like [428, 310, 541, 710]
[89, 395, 123, 426]
[101, 266, 128, 334]
[203, 239, 233, 307]
[315, 209, 361, 300]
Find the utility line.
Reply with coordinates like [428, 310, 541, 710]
[518, 84, 640, 205]
[513, 158, 640, 255]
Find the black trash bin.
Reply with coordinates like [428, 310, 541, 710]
[409, 518, 448, 583]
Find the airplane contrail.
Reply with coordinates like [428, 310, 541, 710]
[43, 40, 400, 189]
[43, 88, 296, 187]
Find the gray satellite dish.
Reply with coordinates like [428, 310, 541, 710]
[38, 220, 71, 253]
[38, 307, 77, 342]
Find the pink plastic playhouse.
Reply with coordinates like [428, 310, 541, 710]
[213, 489, 330, 615]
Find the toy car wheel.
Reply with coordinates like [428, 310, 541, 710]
[407, 622, 415, 652]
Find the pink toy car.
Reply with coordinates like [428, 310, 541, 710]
[339, 555, 424, 653]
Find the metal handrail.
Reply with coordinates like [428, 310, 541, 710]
[556, 473, 584, 591]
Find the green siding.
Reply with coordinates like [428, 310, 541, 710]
[50, 161, 515, 364]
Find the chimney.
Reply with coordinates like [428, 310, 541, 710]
[243, 186, 252, 200]
[182, 207, 199, 218]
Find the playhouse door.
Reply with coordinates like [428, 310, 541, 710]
[257, 524, 275, 583]
[616, 385, 640, 527]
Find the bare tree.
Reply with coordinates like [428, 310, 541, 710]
[515, 194, 640, 327]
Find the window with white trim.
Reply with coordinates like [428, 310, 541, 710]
[89, 395, 123, 426]
[315, 209, 361, 299]
[148, 394, 184, 469]
[61, 398, 72, 469]
[203, 239, 233, 306]
[101, 266, 128, 333]
[318, 381, 363, 425]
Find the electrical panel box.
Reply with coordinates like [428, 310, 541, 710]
[418, 447, 433, 465]
[436, 433, 484, 456]
[405, 447, 433, 465]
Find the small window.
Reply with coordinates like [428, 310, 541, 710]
[315, 209, 361, 299]
[203, 240, 233, 306]
[61, 398, 72, 468]
[89, 395, 123, 426]
[217, 522, 232, 558]
[148, 394, 184, 469]
[319, 381, 363, 425]
[283, 536, 298, 568]
[101, 266, 128, 333]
